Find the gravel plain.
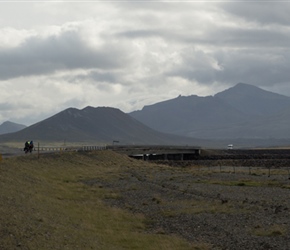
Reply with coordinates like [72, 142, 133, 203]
[85, 149, 290, 250]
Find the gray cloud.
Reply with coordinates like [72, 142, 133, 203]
[213, 49, 290, 87]
[166, 46, 290, 89]
[85, 71, 118, 84]
[0, 2, 290, 125]
[0, 29, 129, 80]
[201, 27, 290, 49]
[222, 2, 290, 26]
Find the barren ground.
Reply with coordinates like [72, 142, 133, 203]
[86, 149, 290, 250]
[1, 148, 290, 249]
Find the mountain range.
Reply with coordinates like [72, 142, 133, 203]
[130, 83, 290, 140]
[1, 83, 290, 148]
[0, 106, 207, 146]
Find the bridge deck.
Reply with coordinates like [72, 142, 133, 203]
[107, 145, 201, 161]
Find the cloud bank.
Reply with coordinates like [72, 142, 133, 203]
[0, 2, 289, 125]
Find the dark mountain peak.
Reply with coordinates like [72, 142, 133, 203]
[216, 83, 289, 99]
[82, 106, 119, 112]
[216, 83, 265, 97]
[58, 107, 83, 119]
[50, 106, 123, 124]
[175, 94, 201, 99]
[0, 121, 27, 135]
[61, 107, 80, 114]
[82, 106, 97, 112]
[2, 121, 14, 126]
[215, 83, 290, 116]
[83, 106, 94, 110]
[1, 121, 26, 127]
[235, 82, 258, 88]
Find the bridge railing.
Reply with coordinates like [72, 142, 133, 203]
[79, 145, 107, 151]
[33, 145, 107, 152]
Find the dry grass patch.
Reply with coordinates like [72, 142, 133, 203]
[252, 224, 287, 237]
[196, 178, 282, 188]
[160, 199, 247, 217]
[0, 151, 200, 250]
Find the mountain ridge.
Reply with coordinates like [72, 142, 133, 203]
[129, 83, 290, 140]
[0, 106, 206, 146]
[1, 83, 290, 148]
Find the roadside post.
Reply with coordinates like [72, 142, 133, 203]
[38, 142, 40, 159]
[0, 153, 2, 162]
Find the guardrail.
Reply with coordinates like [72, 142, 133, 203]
[33, 145, 107, 152]
[79, 145, 107, 151]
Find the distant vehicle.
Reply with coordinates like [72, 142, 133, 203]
[227, 144, 233, 150]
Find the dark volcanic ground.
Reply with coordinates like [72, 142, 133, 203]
[84, 149, 290, 250]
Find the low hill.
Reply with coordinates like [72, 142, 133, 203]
[0, 121, 26, 135]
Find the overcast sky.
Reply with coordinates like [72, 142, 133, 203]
[0, 1, 290, 125]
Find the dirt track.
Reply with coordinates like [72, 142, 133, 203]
[85, 149, 290, 250]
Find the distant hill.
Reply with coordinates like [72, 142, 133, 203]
[0, 121, 26, 135]
[129, 83, 290, 140]
[0, 106, 207, 146]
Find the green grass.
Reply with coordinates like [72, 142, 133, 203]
[0, 151, 202, 250]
